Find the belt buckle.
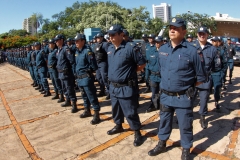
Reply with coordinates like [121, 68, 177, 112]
[176, 92, 180, 98]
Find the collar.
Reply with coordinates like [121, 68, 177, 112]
[167, 39, 187, 48]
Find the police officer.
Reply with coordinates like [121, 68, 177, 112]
[145, 36, 163, 112]
[225, 37, 236, 84]
[74, 33, 101, 124]
[31, 44, 41, 90]
[26, 45, 37, 86]
[42, 39, 49, 54]
[211, 36, 225, 109]
[192, 26, 218, 129]
[47, 38, 64, 102]
[218, 37, 228, 89]
[148, 17, 205, 159]
[106, 24, 146, 147]
[55, 34, 77, 112]
[94, 32, 110, 99]
[35, 42, 51, 97]
[139, 34, 149, 83]
[186, 34, 193, 42]
[143, 34, 156, 93]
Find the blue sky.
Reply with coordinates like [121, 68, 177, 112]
[0, 0, 239, 34]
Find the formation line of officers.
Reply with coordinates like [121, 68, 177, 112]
[4, 17, 236, 160]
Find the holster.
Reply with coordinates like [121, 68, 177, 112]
[159, 104, 174, 112]
[185, 86, 195, 99]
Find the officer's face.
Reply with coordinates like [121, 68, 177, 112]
[155, 41, 163, 48]
[123, 35, 129, 41]
[34, 45, 40, 50]
[67, 41, 71, 46]
[55, 39, 63, 47]
[109, 32, 123, 45]
[211, 40, 218, 47]
[197, 32, 208, 43]
[49, 43, 55, 49]
[96, 37, 103, 43]
[227, 39, 231, 44]
[169, 25, 186, 41]
[75, 39, 84, 49]
[187, 38, 193, 42]
[148, 38, 154, 43]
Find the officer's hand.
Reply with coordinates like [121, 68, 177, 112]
[136, 64, 146, 72]
[195, 82, 203, 86]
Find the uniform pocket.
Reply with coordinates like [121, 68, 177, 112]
[178, 55, 189, 71]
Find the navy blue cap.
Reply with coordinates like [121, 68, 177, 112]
[211, 36, 219, 41]
[95, 33, 104, 37]
[227, 37, 231, 40]
[142, 34, 147, 38]
[148, 34, 155, 38]
[197, 26, 209, 34]
[66, 38, 72, 42]
[107, 24, 123, 34]
[155, 36, 163, 42]
[187, 34, 193, 38]
[54, 34, 64, 41]
[42, 39, 48, 43]
[218, 36, 223, 42]
[33, 42, 41, 46]
[123, 30, 129, 36]
[74, 33, 86, 41]
[169, 17, 186, 27]
[163, 37, 168, 41]
[48, 38, 55, 43]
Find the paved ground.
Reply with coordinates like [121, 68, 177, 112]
[0, 62, 240, 160]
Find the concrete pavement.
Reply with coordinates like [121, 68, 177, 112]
[0, 62, 239, 160]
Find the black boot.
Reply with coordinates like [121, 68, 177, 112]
[71, 101, 78, 113]
[61, 99, 71, 107]
[43, 91, 51, 97]
[52, 93, 59, 100]
[222, 83, 227, 90]
[215, 101, 220, 109]
[107, 124, 124, 135]
[91, 110, 101, 124]
[39, 85, 44, 92]
[148, 140, 166, 156]
[181, 148, 190, 160]
[146, 103, 156, 113]
[229, 78, 232, 84]
[35, 84, 41, 90]
[31, 82, 34, 86]
[57, 93, 65, 103]
[32, 82, 38, 87]
[80, 108, 91, 118]
[199, 115, 207, 129]
[133, 130, 143, 147]
[105, 93, 110, 100]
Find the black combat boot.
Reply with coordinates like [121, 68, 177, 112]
[215, 101, 220, 109]
[146, 103, 156, 113]
[148, 140, 166, 156]
[107, 124, 124, 135]
[52, 93, 59, 100]
[71, 101, 78, 113]
[80, 108, 91, 118]
[229, 78, 232, 84]
[222, 83, 227, 90]
[35, 84, 41, 90]
[31, 82, 34, 86]
[57, 93, 65, 103]
[61, 99, 71, 107]
[32, 82, 38, 87]
[90, 110, 101, 124]
[199, 115, 207, 129]
[133, 130, 143, 147]
[181, 148, 190, 160]
[39, 85, 44, 92]
[105, 93, 110, 100]
[43, 91, 51, 97]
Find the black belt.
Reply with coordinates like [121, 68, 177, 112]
[77, 73, 89, 79]
[111, 82, 128, 88]
[150, 71, 160, 76]
[162, 89, 186, 96]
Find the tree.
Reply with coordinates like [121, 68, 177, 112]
[177, 12, 217, 36]
[8, 29, 29, 36]
[30, 13, 43, 36]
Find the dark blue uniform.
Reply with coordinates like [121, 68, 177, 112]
[192, 40, 216, 115]
[48, 48, 62, 95]
[145, 45, 161, 110]
[56, 46, 77, 102]
[94, 41, 110, 95]
[225, 43, 236, 83]
[75, 45, 100, 111]
[108, 40, 146, 130]
[157, 40, 205, 149]
[31, 50, 40, 86]
[26, 50, 36, 83]
[36, 49, 50, 92]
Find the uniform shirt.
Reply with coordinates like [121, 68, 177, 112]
[36, 49, 47, 68]
[75, 45, 98, 76]
[26, 50, 33, 66]
[145, 47, 161, 82]
[47, 49, 58, 69]
[141, 40, 149, 57]
[146, 43, 156, 61]
[158, 40, 205, 108]
[225, 43, 236, 60]
[108, 40, 146, 98]
[192, 40, 217, 89]
[94, 41, 109, 63]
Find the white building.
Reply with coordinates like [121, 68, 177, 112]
[152, 3, 172, 23]
[22, 18, 37, 35]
